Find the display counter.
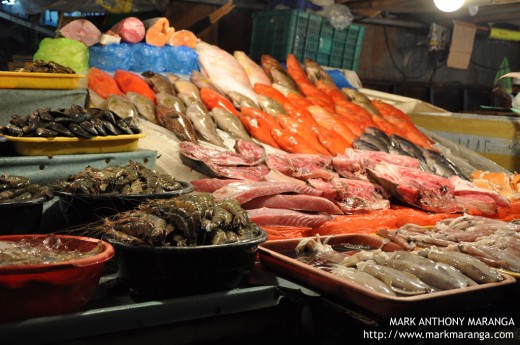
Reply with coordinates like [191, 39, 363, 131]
[1, 264, 519, 345]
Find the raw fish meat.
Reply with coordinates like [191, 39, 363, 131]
[247, 207, 333, 227]
[213, 181, 322, 204]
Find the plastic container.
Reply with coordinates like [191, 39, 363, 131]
[2, 133, 144, 156]
[0, 71, 85, 89]
[108, 228, 268, 301]
[250, 9, 365, 70]
[0, 234, 115, 323]
[0, 196, 47, 235]
[54, 181, 194, 227]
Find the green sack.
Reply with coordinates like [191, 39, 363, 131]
[33, 38, 89, 73]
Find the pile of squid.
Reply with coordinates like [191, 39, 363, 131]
[377, 214, 520, 273]
[52, 161, 184, 195]
[90, 193, 264, 247]
[0, 175, 51, 203]
[0, 105, 141, 138]
[296, 234, 505, 297]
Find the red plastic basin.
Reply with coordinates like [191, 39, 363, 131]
[0, 234, 115, 323]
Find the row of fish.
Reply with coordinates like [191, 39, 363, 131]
[377, 214, 520, 273]
[182, 139, 509, 233]
[295, 234, 504, 297]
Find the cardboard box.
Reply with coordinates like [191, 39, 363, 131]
[447, 21, 477, 70]
[409, 112, 520, 172]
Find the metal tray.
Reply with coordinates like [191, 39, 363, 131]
[0, 71, 84, 89]
[2, 134, 144, 156]
[258, 234, 517, 317]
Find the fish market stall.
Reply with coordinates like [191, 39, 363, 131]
[1, 9, 520, 345]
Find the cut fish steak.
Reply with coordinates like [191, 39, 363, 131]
[213, 181, 323, 204]
[242, 194, 344, 215]
[247, 207, 333, 227]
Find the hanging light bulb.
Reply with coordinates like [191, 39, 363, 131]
[434, 0, 465, 12]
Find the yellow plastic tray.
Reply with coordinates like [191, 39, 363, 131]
[3, 134, 144, 156]
[0, 71, 85, 90]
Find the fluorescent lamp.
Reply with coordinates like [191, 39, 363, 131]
[434, 0, 465, 12]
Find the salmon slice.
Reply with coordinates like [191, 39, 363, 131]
[168, 30, 198, 48]
[144, 17, 175, 47]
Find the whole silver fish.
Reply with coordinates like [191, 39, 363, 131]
[257, 94, 286, 116]
[390, 134, 425, 162]
[422, 149, 466, 179]
[210, 108, 251, 140]
[126, 92, 156, 124]
[178, 92, 201, 108]
[227, 91, 259, 110]
[185, 103, 225, 147]
[342, 88, 379, 115]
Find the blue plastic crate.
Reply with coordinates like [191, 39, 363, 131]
[250, 9, 365, 70]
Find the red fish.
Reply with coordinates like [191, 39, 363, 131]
[114, 69, 156, 103]
[200, 87, 239, 115]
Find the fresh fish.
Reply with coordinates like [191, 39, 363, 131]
[195, 41, 258, 103]
[331, 265, 396, 296]
[185, 103, 225, 147]
[257, 94, 286, 116]
[304, 58, 335, 86]
[242, 194, 344, 215]
[158, 111, 197, 143]
[342, 88, 379, 114]
[142, 71, 176, 95]
[352, 139, 380, 151]
[177, 92, 200, 108]
[449, 175, 511, 208]
[423, 149, 466, 179]
[164, 72, 180, 84]
[190, 70, 225, 95]
[106, 94, 138, 123]
[210, 108, 251, 140]
[191, 178, 242, 193]
[271, 83, 297, 97]
[234, 51, 272, 88]
[356, 260, 432, 295]
[126, 91, 156, 124]
[373, 251, 472, 290]
[419, 248, 503, 284]
[366, 162, 460, 213]
[357, 133, 389, 152]
[261, 54, 299, 93]
[155, 93, 186, 113]
[390, 134, 425, 162]
[227, 91, 260, 110]
[364, 127, 391, 147]
[212, 181, 323, 204]
[247, 207, 333, 228]
[179, 140, 265, 167]
[173, 79, 200, 100]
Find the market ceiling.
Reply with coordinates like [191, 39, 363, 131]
[341, 0, 520, 27]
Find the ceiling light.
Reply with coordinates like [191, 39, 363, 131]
[434, 0, 465, 12]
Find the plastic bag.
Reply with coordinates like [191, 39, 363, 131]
[129, 43, 167, 73]
[33, 38, 89, 73]
[89, 43, 132, 71]
[163, 45, 199, 74]
[317, 4, 353, 31]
